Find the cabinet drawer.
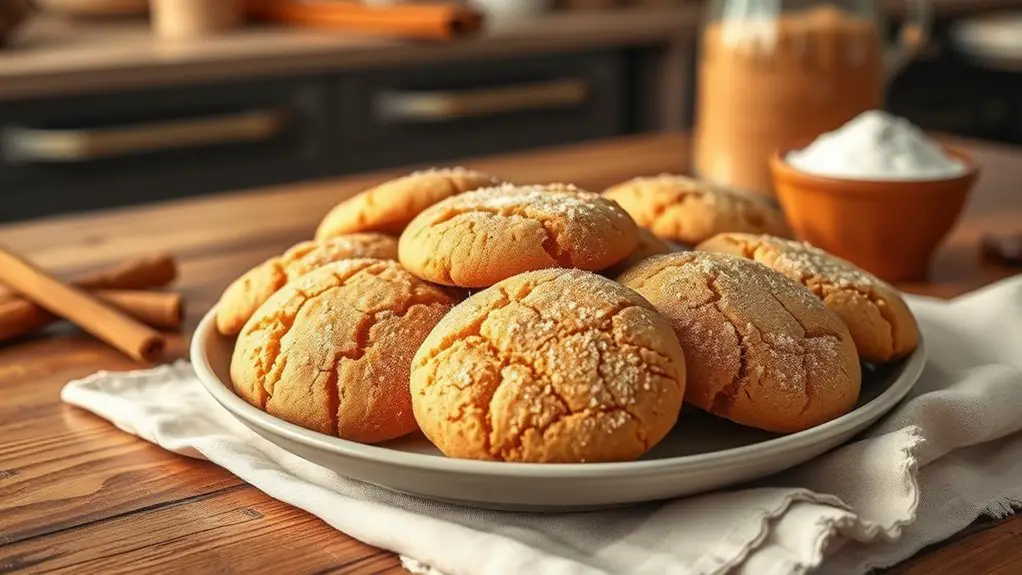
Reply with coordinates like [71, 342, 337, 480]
[335, 51, 625, 170]
[0, 77, 332, 222]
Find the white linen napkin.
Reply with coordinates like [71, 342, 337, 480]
[61, 276, 1022, 575]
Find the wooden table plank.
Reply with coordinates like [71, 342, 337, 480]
[0, 132, 1020, 574]
[0, 351, 240, 543]
[889, 514, 1022, 575]
[0, 486, 399, 574]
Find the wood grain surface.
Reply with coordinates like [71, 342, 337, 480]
[0, 132, 1020, 574]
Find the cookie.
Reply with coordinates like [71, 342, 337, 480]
[618, 252, 860, 433]
[315, 167, 501, 239]
[602, 174, 790, 246]
[410, 268, 685, 463]
[604, 227, 673, 277]
[696, 233, 920, 363]
[230, 259, 456, 444]
[399, 183, 640, 288]
[216, 233, 399, 336]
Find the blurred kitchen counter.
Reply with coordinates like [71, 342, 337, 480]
[0, 7, 701, 102]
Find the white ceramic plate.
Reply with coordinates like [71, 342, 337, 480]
[192, 306, 925, 512]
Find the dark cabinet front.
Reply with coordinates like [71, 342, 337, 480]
[0, 50, 631, 222]
[0, 77, 334, 222]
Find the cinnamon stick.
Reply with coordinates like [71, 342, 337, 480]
[0, 246, 166, 362]
[97, 290, 184, 330]
[246, 0, 484, 41]
[0, 253, 177, 303]
[0, 253, 178, 338]
[0, 290, 184, 342]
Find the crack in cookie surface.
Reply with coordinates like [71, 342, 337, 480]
[231, 259, 455, 442]
[703, 234, 919, 362]
[411, 269, 684, 463]
[619, 251, 859, 433]
[400, 185, 639, 287]
[216, 234, 399, 336]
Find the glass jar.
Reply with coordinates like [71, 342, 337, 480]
[692, 0, 930, 197]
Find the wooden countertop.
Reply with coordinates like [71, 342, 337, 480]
[0, 132, 1020, 573]
[0, 7, 700, 102]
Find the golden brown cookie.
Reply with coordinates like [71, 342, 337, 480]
[315, 167, 501, 239]
[399, 183, 640, 288]
[410, 268, 685, 463]
[604, 227, 674, 277]
[603, 174, 790, 245]
[230, 258, 456, 443]
[215, 233, 399, 336]
[696, 233, 920, 363]
[619, 252, 860, 433]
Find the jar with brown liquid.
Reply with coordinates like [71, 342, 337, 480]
[693, 0, 931, 197]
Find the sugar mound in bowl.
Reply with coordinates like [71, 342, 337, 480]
[785, 110, 967, 181]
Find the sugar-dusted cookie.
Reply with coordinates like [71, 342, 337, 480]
[619, 252, 860, 433]
[216, 233, 399, 336]
[230, 259, 456, 443]
[604, 227, 673, 277]
[410, 268, 685, 463]
[603, 174, 790, 246]
[696, 233, 920, 363]
[399, 183, 639, 288]
[315, 167, 501, 239]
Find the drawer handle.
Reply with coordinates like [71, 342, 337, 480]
[2, 108, 289, 163]
[377, 78, 590, 123]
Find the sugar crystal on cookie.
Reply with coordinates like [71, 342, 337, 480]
[619, 251, 861, 434]
[409, 268, 685, 463]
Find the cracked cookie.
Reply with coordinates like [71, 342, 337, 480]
[618, 252, 860, 433]
[697, 233, 920, 363]
[602, 174, 790, 246]
[230, 258, 456, 443]
[216, 233, 399, 336]
[410, 268, 685, 463]
[604, 227, 673, 278]
[399, 183, 640, 288]
[315, 167, 501, 239]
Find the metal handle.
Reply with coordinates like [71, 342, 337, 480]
[376, 78, 589, 123]
[2, 108, 289, 163]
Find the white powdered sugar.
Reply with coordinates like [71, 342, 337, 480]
[786, 110, 967, 181]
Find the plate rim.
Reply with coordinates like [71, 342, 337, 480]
[192, 305, 926, 479]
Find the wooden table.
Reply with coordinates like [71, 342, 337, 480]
[1, 133, 1020, 574]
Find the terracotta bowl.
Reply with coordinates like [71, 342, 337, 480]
[770, 146, 980, 282]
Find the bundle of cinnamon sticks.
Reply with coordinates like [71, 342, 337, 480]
[0, 247, 184, 362]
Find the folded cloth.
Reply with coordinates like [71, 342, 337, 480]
[62, 276, 1022, 575]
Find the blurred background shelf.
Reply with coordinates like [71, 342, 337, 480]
[0, 8, 702, 102]
[0, 1, 1019, 222]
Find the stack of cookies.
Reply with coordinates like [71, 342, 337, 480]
[219, 168, 920, 463]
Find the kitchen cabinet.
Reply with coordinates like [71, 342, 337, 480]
[336, 51, 626, 171]
[0, 48, 649, 222]
[0, 76, 333, 222]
